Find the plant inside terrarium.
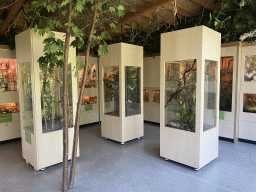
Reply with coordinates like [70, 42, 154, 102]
[219, 57, 233, 112]
[165, 59, 196, 132]
[125, 66, 140, 116]
[40, 66, 73, 132]
[243, 94, 256, 113]
[103, 66, 119, 116]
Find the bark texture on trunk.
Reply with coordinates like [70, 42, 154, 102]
[68, 0, 99, 189]
[62, 1, 72, 192]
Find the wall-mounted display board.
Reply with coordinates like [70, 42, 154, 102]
[239, 45, 256, 141]
[160, 26, 221, 169]
[77, 56, 99, 125]
[219, 45, 239, 140]
[15, 29, 79, 171]
[100, 43, 144, 144]
[143, 56, 160, 123]
[0, 49, 21, 142]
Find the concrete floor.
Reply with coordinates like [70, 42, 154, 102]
[1, 123, 256, 192]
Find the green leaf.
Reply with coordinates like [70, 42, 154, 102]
[60, 0, 70, 8]
[98, 41, 108, 56]
[77, 61, 84, 69]
[46, 5, 55, 12]
[109, 7, 115, 13]
[65, 22, 75, 27]
[117, 5, 124, 11]
[110, 23, 116, 29]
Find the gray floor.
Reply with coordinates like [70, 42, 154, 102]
[1, 123, 256, 192]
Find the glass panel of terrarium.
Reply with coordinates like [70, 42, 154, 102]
[19, 62, 34, 133]
[125, 66, 141, 117]
[153, 90, 160, 103]
[243, 94, 256, 113]
[220, 57, 233, 112]
[143, 89, 149, 102]
[41, 65, 73, 133]
[0, 58, 18, 92]
[165, 60, 197, 132]
[103, 66, 119, 117]
[78, 63, 97, 88]
[244, 55, 256, 82]
[203, 60, 217, 131]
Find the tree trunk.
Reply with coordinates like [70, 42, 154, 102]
[62, 1, 72, 192]
[68, 0, 99, 189]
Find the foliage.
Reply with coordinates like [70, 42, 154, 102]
[209, 0, 256, 42]
[219, 63, 233, 112]
[173, 62, 196, 130]
[26, 0, 128, 72]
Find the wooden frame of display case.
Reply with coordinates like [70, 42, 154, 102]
[160, 26, 221, 170]
[100, 43, 144, 144]
[15, 29, 79, 171]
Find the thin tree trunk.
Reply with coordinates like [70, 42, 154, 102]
[63, 1, 72, 192]
[68, 0, 99, 188]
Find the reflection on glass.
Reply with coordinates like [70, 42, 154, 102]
[81, 96, 97, 104]
[244, 55, 256, 81]
[0, 58, 18, 92]
[203, 60, 217, 131]
[41, 66, 73, 133]
[104, 66, 119, 116]
[220, 57, 233, 112]
[125, 66, 141, 116]
[0, 102, 19, 114]
[153, 90, 160, 103]
[78, 63, 97, 88]
[165, 60, 196, 132]
[143, 89, 149, 102]
[19, 62, 34, 133]
[243, 94, 256, 113]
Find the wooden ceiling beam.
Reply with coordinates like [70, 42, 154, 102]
[113, 0, 174, 28]
[0, 0, 24, 35]
[189, 0, 221, 11]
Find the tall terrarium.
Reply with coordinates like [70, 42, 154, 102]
[15, 29, 79, 171]
[100, 43, 143, 144]
[160, 26, 221, 170]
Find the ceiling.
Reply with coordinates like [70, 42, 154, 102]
[0, 0, 220, 36]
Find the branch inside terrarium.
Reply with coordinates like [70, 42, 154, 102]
[165, 59, 196, 108]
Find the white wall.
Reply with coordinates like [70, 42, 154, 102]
[143, 56, 160, 123]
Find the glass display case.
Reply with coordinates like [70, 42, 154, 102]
[143, 89, 149, 102]
[0, 58, 18, 92]
[153, 90, 160, 103]
[220, 56, 233, 112]
[0, 102, 19, 114]
[243, 94, 256, 113]
[100, 43, 143, 144]
[78, 63, 97, 88]
[244, 55, 256, 81]
[19, 62, 34, 133]
[203, 60, 217, 131]
[160, 26, 220, 170]
[103, 66, 119, 117]
[125, 66, 141, 116]
[40, 66, 73, 133]
[16, 29, 78, 171]
[165, 60, 197, 132]
[81, 96, 97, 104]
